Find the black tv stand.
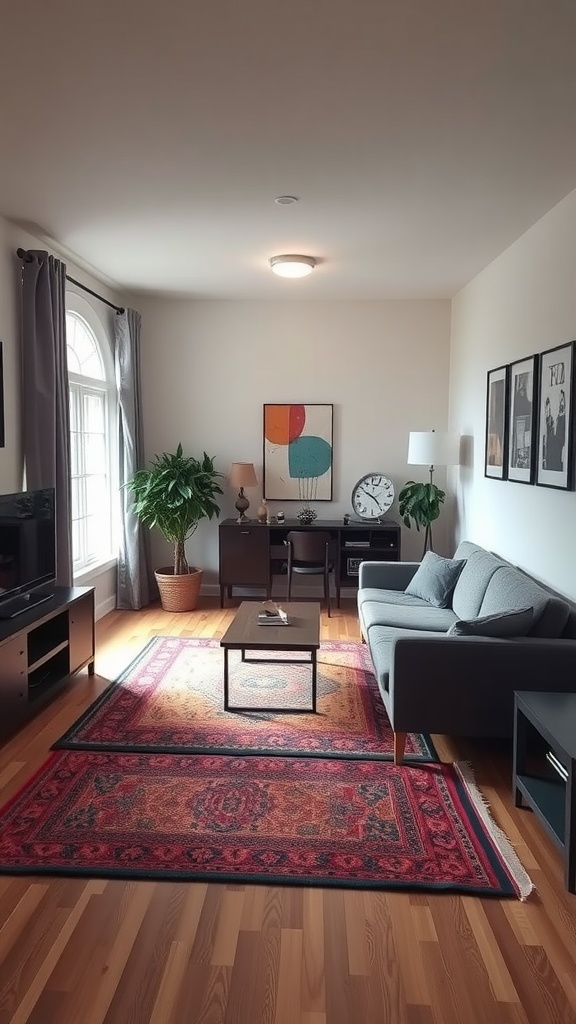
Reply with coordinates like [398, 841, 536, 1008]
[0, 585, 95, 742]
[0, 590, 54, 620]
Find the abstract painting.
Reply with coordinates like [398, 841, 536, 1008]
[263, 404, 333, 500]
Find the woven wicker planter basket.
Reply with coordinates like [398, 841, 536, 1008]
[154, 567, 203, 612]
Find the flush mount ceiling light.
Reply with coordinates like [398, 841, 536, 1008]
[269, 254, 316, 278]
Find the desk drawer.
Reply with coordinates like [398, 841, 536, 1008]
[219, 525, 269, 586]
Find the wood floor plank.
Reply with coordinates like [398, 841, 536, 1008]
[0, 599, 574, 1023]
[385, 891, 431, 1006]
[275, 927, 303, 1024]
[461, 896, 520, 1004]
[302, 888, 325, 1013]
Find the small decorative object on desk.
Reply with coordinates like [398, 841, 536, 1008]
[257, 499, 268, 524]
[258, 600, 289, 625]
[297, 504, 317, 524]
[276, 510, 285, 523]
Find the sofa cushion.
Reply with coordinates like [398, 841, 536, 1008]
[367, 625, 443, 696]
[447, 606, 533, 638]
[360, 599, 457, 633]
[357, 588, 436, 610]
[405, 551, 465, 609]
[451, 547, 504, 620]
[479, 565, 570, 638]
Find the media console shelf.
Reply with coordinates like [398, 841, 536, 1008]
[0, 586, 95, 742]
[219, 518, 401, 606]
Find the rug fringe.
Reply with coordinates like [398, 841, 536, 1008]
[454, 760, 534, 901]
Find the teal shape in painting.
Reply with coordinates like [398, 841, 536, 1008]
[288, 435, 332, 479]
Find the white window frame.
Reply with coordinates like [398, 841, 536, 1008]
[66, 292, 118, 578]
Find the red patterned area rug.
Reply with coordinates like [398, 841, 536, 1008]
[0, 751, 531, 897]
[54, 637, 437, 762]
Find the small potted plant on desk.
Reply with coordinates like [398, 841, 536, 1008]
[126, 443, 223, 611]
[398, 478, 446, 558]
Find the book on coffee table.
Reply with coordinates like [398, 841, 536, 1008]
[258, 600, 289, 625]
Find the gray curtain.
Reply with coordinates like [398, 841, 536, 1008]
[20, 249, 73, 586]
[115, 308, 153, 608]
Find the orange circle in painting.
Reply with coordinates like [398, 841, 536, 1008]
[264, 405, 305, 445]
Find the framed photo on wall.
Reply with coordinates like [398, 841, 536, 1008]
[263, 403, 333, 500]
[536, 341, 575, 490]
[507, 354, 538, 483]
[484, 365, 509, 479]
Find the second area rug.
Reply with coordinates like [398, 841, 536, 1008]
[55, 636, 437, 762]
[0, 751, 532, 897]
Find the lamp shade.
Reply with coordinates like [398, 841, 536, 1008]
[229, 462, 258, 487]
[407, 431, 460, 467]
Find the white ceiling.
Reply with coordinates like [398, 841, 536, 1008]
[2, 0, 576, 300]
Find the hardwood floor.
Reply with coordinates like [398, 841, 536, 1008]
[0, 599, 575, 1024]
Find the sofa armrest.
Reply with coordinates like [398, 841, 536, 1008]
[388, 635, 576, 736]
[358, 560, 420, 591]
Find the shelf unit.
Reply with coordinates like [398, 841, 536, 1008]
[513, 690, 576, 893]
[0, 586, 95, 742]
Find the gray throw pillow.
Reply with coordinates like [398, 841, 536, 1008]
[405, 551, 466, 609]
[447, 606, 534, 638]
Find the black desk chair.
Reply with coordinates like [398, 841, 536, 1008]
[285, 530, 339, 616]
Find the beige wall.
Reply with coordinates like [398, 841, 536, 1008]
[449, 187, 576, 601]
[137, 297, 452, 590]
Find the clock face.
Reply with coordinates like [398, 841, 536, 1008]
[351, 474, 395, 520]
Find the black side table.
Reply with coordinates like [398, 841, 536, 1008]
[513, 690, 576, 894]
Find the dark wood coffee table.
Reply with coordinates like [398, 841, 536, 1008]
[220, 601, 321, 713]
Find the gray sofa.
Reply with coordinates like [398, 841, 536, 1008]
[358, 540, 576, 762]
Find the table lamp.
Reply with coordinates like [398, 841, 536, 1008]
[229, 462, 258, 523]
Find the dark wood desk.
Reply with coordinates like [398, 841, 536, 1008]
[218, 517, 400, 607]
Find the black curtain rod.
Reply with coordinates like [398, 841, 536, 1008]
[17, 248, 125, 314]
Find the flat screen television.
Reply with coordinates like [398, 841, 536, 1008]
[0, 487, 57, 618]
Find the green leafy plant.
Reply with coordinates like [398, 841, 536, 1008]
[398, 480, 446, 533]
[126, 444, 223, 575]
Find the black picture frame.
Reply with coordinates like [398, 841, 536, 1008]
[507, 354, 538, 484]
[535, 340, 575, 490]
[485, 364, 509, 480]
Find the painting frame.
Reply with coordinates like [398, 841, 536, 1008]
[263, 403, 334, 501]
[535, 340, 575, 491]
[506, 354, 538, 484]
[484, 365, 509, 480]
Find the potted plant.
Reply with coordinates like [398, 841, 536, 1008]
[126, 444, 223, 611]
[398, 479, 446, 557]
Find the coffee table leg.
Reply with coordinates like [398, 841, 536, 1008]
[311, 650, 317, 713]
[224, 648, 229, 710]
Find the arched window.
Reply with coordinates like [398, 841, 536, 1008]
[66, 297, 117, 574]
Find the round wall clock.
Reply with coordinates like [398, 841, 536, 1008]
[351, 473, 395, 520]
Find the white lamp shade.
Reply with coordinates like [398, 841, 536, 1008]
[407, 431, 460, 467]
[229, 462, 258, 487]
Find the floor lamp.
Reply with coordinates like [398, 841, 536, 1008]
[407, 430, 460, 554]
